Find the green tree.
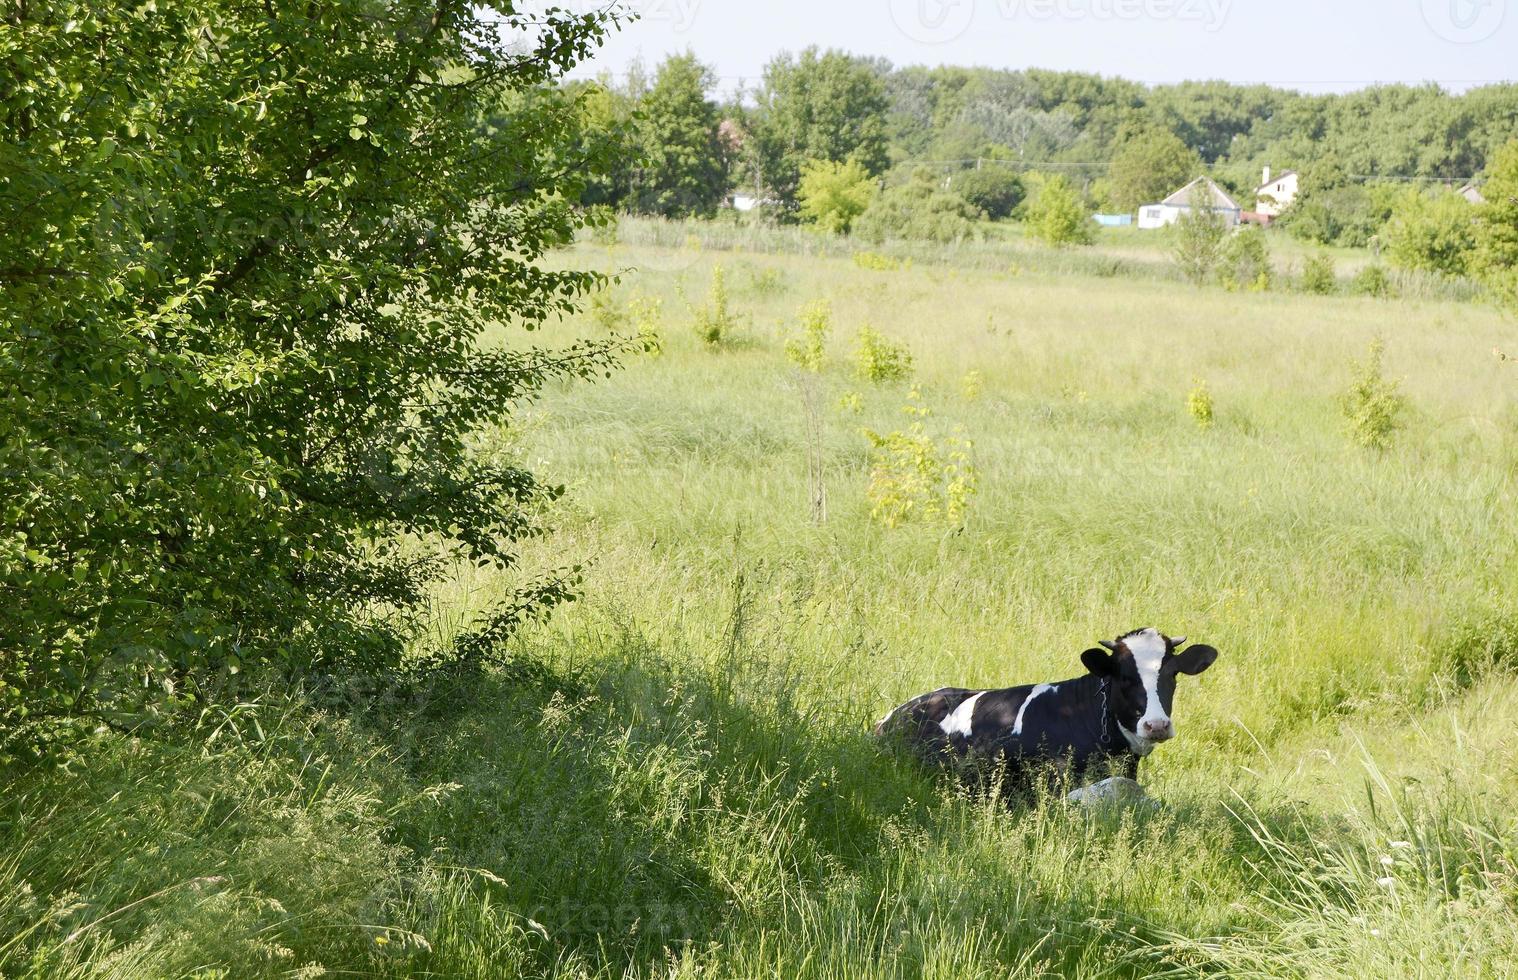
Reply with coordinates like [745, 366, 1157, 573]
[1027, 175, 1094, 246]
[1473, 140, 1518, 313]
[749, 48, 889, 208]
[1107, 130, 1201, 213]
[0, 2, 629, 747]
[1170, 187, 1230, 285]
[1383, 188, 1478, 277]
[1220, 224, 1272, 290]
[631, 53, 729, 218]
[797, 159, 878, 233]
[950, 167, 1025, 220]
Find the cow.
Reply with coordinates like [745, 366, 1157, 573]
[874, 628, 1218, 802]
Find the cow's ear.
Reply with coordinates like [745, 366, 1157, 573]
[1081, 647, 1116, 676]
[1171, 644, 1218, 675]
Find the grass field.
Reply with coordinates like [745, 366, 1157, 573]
[5, 222, 1518, 978]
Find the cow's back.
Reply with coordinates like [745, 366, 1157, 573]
[874, 687, 979, 751]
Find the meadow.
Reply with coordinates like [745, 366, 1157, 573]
[4, 219, 1518, 978]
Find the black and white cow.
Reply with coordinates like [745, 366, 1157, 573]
[874, 628, 1218, 797]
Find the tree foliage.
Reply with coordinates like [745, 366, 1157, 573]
[950, 167, 1025, 220]
[797, 159, 878, 234]
[1107, 130, 1201, 213]
[1473, 140, 1518, 314]
[1383, 189, 1479, 277]
[748, 48, 890, 208]
[1170, 188, 1230, 285]
[0, 1, 630, 749]
[1027, 175, 1094, 247]
[853, 175, 983, 244]
[631, 53, 729, 218]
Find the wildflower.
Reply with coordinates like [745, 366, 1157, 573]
[1376, 876, 1395, 888]
[1379, 855, 1395, 868]
[375, 935, 390, 946]
[1389, 840, 1412, 849]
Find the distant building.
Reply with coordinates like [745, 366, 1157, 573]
[1093, 213, 1133, 227]
[1137, 176, 1242, 230]
[1457, 182, 1486, 204]
[1253, 167, 1299, 219]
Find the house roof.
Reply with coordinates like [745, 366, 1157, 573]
[1158, 176, 1241, 211]
[1253, 170, 1298, 193]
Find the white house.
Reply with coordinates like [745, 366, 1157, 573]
[1138, 176, 1242, 230]
[1253, 167, 1299, 217]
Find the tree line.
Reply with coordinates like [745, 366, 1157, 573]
[570, 48, 1518, 221]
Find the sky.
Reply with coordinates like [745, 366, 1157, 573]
[563, 0, 1516, 96]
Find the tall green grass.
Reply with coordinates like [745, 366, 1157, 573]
[4, 234, 1516, 977]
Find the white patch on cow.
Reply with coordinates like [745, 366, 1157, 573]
[1011, 683, 1056, 735]
[938, 691, 985, 738]
[875, 704, 898, 730]
[1121, 628, 1171, 752]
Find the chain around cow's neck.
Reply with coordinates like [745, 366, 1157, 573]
[1098, 677, 1113, 749]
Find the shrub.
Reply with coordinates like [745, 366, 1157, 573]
[1187, 379, 1215, 429]
[1027, 175, 1094, 247]
[784, 301, 832, 372]
[1300, 253, 1338, 294]
[853, 175, 983, 244]
[629, 293, 664, 354]
[797, 158, 878, 234]
[1351, 264, 1392, 298]
[951, 167, 1025, 220]
[1220, 226, 1272, 291]
[961, 370, 984, 401]
[690, 265, 737, 346]
[1382, 189, 1478, 277]
[852, 326, 914, 383]
[864, 389, 976, 528]
[852, 250, 906, 271]
[1341, 339, 1408, 450]
[1170, 188, 1229, 285]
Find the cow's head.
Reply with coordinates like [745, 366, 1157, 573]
[1080, 627, 1217, 756]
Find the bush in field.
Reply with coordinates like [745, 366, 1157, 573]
[864, 389, 976, 528]
[1300, 253, 1338, 294]
[1351, 264, 1393, 298]
[1027, 175, 1094, 247]
[1382, 188, 1478, 277]
[853, 251, 906, 271]
[1341, 339, 1407, 450]
[853, 175, 983, 244]
[0, 2, 625, 750]
[690, 265, 737, 346]
[591, 288, 626, 331]
[629, 293, 664, 353]
[1220, 225, 1272, 291]
[950, 167, 1025, 220]
[1170, 189, 1229, 285]
[961, 370, 984, 400]
[797, 158, 878, 234]
[852, 326, 914, 383]
[784, 301, 833, 372]
[1187, 379, 1215, 429]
